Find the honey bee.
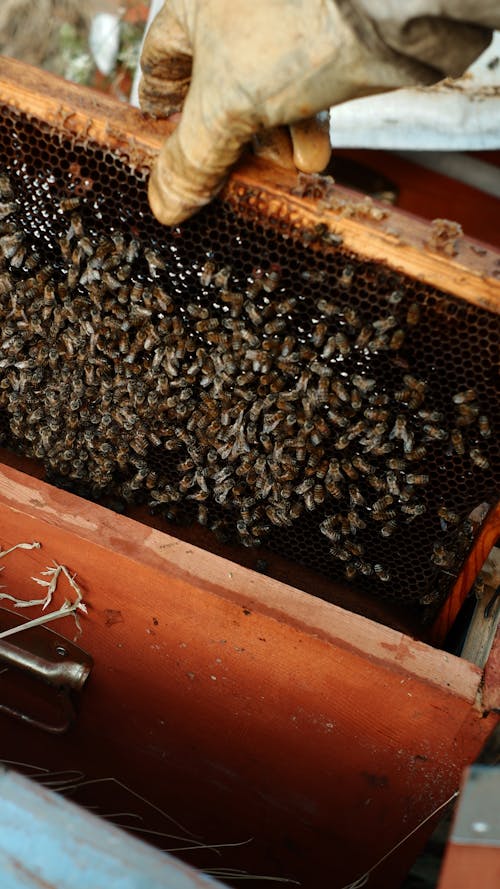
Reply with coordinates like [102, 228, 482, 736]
[214, 265, 231, 288]
[423, 424, 448, 441]
[349, 485, 365, 506]
[339, 265, 354, 288]
[262, 269, 280, 292]
[405, 445, 427, 461]
[351, 374, 375, 394]
[470, 448, 489, 470]
[453, 389, 477, 404]
[478, 415, 491, 438]
[406, 473, 429, 485]
[437, 505, 460, 527]
[374, 564, 391, 582]
[344, 563, 358, 581]
[456, 403, 479, 426]
[401, 503, 426, 521]
[348, 510, 366, 532]
[406, 303, 420, 326]
[330, 545, 351, 561]
[373, 315, 397, 333]
[389, 329, 405, 350]
[59, 196, 81, 212]
[355, 325, 372, 349]
[317, 298, 340, 317]
[342, 306, 360, 328]
[373, 494, 394, 514]
[334, 332, 351, 356]
[368, 335, 388, 352]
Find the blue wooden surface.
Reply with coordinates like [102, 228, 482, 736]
[0, 766, 220, 889]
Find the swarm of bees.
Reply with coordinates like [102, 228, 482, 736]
[0, 166, 496, 602]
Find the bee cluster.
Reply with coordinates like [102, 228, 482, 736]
[0, 162, 496, 604]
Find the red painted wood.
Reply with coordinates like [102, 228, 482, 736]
[0, 464, 498, 889]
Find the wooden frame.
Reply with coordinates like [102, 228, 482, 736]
[0, 463, 498, 889]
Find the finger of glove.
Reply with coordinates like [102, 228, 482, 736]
[252, 126, 295, 170]
[290, 116, 331, 174]
[148, 82, 256, 226]
[139, 0, 193, 117]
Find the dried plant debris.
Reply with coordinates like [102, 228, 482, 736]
[0, 165, 496, 606]
[0, 540, 87, 639]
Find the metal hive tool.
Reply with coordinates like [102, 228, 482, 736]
[0, 59, 498, 635]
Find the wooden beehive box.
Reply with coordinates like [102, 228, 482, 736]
[0, 58, 499, 889]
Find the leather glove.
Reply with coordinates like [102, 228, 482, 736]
[139, 0, 496, 226]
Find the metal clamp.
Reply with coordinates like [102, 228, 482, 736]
[0, 607, 93, 734]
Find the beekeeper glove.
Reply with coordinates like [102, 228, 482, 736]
[139, 0, 496, 226]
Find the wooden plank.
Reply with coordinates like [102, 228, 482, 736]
[0, 57, 499, 311]
[437, 845, 500, 889]
[0, 463, 498, 889]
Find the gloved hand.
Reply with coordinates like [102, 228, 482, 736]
[139, 0, 496, 226]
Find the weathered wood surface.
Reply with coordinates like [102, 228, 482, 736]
[0, 57, 499, 310]
[0, 463, 498, 889]
[0, 767, 218, 889]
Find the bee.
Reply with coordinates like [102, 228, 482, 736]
[342, 306, 361, 328]
[340, 265, 354, 288]
[386, 458, 406, 471]
[437, 505, 460, 529]
[331, 378, 349, 402]
[386, 471, 400, 496]
[423, 424, 448, 441]
[406, 473, 429, 485]
[373, 315, 397, 333]
[317, 299, 340, 317]
[353, 559, 374, 577]
[214, 265, 231, 288]
[264, 318, 286, 336]
[456, 403, 479, 426]
[405, 445, 427, 461]
[351, 374, 375, 394]
[406, 303, 420, 326]
[312, 321, 328, 348]
[0, 201, 18, 221]
[345, 539, 364, 557]
[320, 335, 337, 359]
[59, 196, 81, 212]
[401, 503, 426, 521]
[476, 415, 491, 438]
[432, 544, 456, 569]
[330, 545, 351, 562]
[389, 329, 405, 350]
[374, 564, 391, 582]
[0, 173, 14, 199]
[334, 332, 351, 356]
[453, 389, 477, 404]
[470, 448, 489, 470]
[348, 510, 366, 532]
[355, 325, 372, 348]
[417, 409, 442, 423]
[373, 495, 393, 514]
[262, 269, 280, 292]
[368, 335, 388, 352]
[352, 455, 374, 475]
[144, 248, 165, 275]
[349, 485, 365, 506]
[0, 231, 24, 258]
[364, 407, 389, 422]
[344, 564, 358, 581]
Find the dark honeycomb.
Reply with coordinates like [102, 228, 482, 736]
[0, 103, 498, 623]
